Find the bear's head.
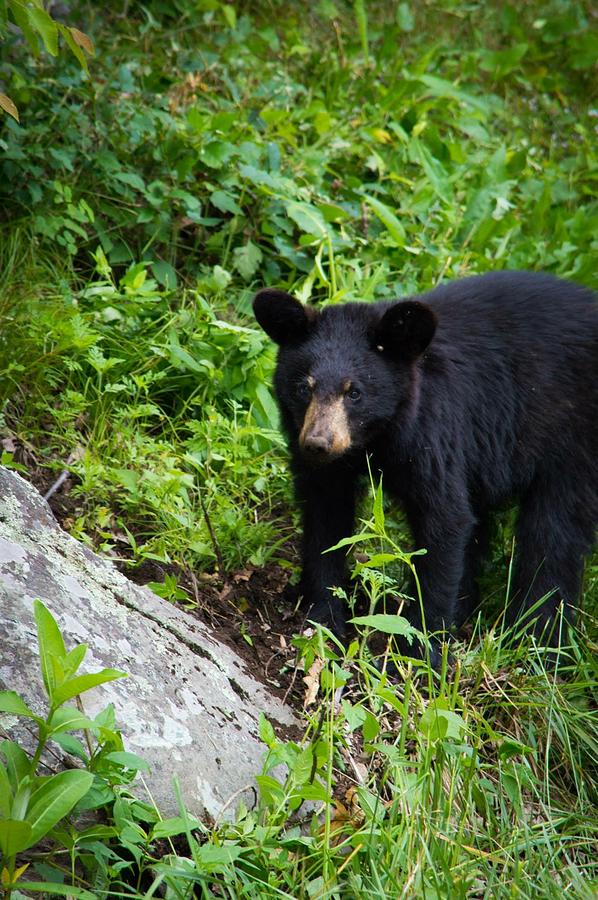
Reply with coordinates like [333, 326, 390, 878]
[253, 289, 437, 464]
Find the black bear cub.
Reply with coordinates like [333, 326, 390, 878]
[254, 272, 598, 660]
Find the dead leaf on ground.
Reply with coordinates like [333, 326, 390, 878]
[303, 656, 324, 707]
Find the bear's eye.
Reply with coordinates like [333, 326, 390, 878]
[296, 381, 313, 401]
[347, 387, 361, 402]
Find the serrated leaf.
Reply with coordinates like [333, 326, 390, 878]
[28, 6, 58, 56]
[9, 4, 40, 56]
[233, 241, 263, 280]
[0, 92, 19, 122]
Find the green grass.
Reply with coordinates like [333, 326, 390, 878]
[0, 0, 597, 897]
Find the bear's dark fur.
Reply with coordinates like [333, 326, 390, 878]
[253, 272, 598, 658]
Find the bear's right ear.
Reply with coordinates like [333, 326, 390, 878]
[253, 289, 317, 346]
[374, 300, 437, 361]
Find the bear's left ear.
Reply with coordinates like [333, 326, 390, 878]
[253, 289, 318, 346]
[373, 301, 437, 360]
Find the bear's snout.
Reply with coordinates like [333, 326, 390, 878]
[299, 396, 352, 460]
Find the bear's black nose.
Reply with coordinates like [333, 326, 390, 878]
[302, 432, 333, 455]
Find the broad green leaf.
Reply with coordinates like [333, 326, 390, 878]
[479, 43, 528, 78]
[151, 260, 177, 290]
[239, 164, 294, 194]
[0, 691, 37, 720]
[253, 381, 279, 430]
[362, 709, 380, 742]
[419, 700, 466, 742]
[48, 706, 95, 735]
[151, 816, 202, 840]
[201, 140, 234, 169]
[258, 713, 276, 748]
[325, 532, 379, 551]
[360, 193, 405, 246]
[10, 883, 96, 899]
[417, 73, 492, 115]
[61, 643, 87, 679]
[210, 189, 242, 215]
[0, 762, 12, 815]
[354, 552, 400, 571]
[221, 4, 236, 29]
[104, 751, 150, 771]
[292, 782, 330, 802]
[24, 770, 94, 849]
[34, 600, 65, 697]
[0, 819, 33, 857]
[114, 468, 139, 494]
[194, 842, 243, 873]
[114, 171, 145, 192]
[285, 201, 329, 239]
[8, 3, 40, 56]
[51, 670, 125, 708]
[256, 774, 285, 806]
[411, 139, 451, 202]
[0, 740, 31, 790]
[28, 6, 58, 56]
[168, 344, 208, 374]
[350, 614, 422, 641]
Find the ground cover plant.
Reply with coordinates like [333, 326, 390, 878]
[0, 0, 597, 897]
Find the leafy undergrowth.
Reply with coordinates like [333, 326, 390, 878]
[0, 0, 597, 897]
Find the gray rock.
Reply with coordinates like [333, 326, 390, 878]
[0, 467, 299, 818]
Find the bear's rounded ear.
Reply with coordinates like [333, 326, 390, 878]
[374, 301, 437, 360]
[253, 289, 317, 346]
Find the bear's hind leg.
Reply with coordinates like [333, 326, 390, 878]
[510, 477, 595, 646]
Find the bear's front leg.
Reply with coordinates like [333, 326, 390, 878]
[406, 502, 476, 658]
[293, 465, 357, 640]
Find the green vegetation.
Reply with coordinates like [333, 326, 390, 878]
[0, 1, 596, 897]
